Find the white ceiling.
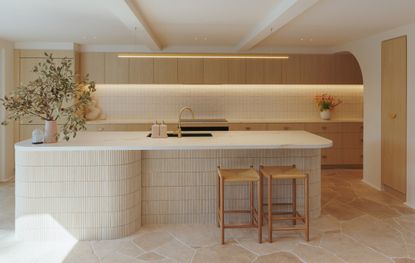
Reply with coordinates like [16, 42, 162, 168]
[0, 0, 415, 51]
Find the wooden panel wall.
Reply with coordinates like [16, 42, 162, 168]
[79, 52, 363, 85]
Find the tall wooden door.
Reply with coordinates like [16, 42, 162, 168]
[381, 36, 407, 196]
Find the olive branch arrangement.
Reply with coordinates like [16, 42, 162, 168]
[0, 53, 95, 141]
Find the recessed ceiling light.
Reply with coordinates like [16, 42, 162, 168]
[300, 38, 304, 41]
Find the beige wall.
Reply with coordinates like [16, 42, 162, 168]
[0, 39, 14, 182]
[333, 22, 415, 208]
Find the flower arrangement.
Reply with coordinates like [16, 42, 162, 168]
[0, 53, 95, 142]
[314, 93, 342, 112]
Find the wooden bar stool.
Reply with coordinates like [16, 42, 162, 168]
[259, 165, 309, 243]
[217, 166, 263, 244]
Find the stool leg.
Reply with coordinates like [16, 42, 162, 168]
[304, 175, 309, 241]
[292, 178, 296, 225]
[258, 176, 263, 243]
[268, 176, 272, 243]
[217, 173, 220, 228]
[220, 177, 225, 244]
[250, 181, 254, 225]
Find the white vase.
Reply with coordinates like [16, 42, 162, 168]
[44, 120, 58, 143]
[320, 110, 331, 120]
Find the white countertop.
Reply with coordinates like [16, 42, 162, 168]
[85, 118, 362, 125]
[16, 131, 332, 152]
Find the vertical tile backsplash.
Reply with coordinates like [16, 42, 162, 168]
[95, 84, 363, 121]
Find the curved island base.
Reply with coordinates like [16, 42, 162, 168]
[15, 131, 330, 241]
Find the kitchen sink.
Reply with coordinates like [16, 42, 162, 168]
[147, 132, 213, 137]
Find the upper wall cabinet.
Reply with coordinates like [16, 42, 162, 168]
[80, 52, 105, 83]
[104, 53, 129, 84]
[77, 52, 363, 85]
[334, 53, 363, 84]
[228, 59, 246, 84]
[129, 58, 154, 84]
[154, 58, 178, 84]
[178, 58, 204, 84]
[203, 59, 228, 84]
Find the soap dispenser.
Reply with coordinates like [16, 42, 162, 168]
[151, 121, 160, 138]
[160, 121, 168, 138]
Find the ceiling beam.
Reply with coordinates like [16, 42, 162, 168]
[108, 0, 162, 51]
[124, 0, 163, 51]
[235, 0, 320, 51]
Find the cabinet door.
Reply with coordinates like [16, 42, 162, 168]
[263, 59, 284, 84]
[321, 149, 342, 165]
[104, 53, 129, 84]
[178, 58, 204, 84]
[283, 55, 301, 84]
[229, 123, 267, 131]
[334, 53, 363, 84]
[381, 36, 407, 194]
[301, 55, 335, 84]
[246, 59, 264, 84]
[304, 123, 342, 133]
[267, 123, 305, 130]
[228, 59, 246, 84]
[129, 58, 154, 84]
[80, 52, 105, 83]
[154, 58, 178, 84]
[203, 59, 228, 84]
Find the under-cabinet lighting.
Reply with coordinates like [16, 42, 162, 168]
[118, 53, 289, 59]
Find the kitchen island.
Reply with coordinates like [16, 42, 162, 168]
[15, 131, 331, 241]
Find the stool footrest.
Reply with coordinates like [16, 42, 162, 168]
[272, 226, 306, 231]
[224, 224, 258, 229]
[263, 202, 294, 207]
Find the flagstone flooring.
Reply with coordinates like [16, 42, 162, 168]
[1, 169, 415, 263]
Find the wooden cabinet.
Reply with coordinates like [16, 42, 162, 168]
[129, 58, 154, 84]
[246, 59, 264, 84]
[267, 123, 304, 130]
[334, 53, 363, 84]
[263, 59, 284, 84]
[229, 123, 267, 131]
[304, 123, 341, 133]
[228, 59, 246, 84]
[154, 58, 178, 84]
[178, 58, 204, 84]
[79, 52, 105, 83]
[203, 59, 228, 84]
[104, 53, 129, 84]
[78, 52, 362, 84]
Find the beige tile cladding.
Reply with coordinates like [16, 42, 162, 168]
[15, 148, 321, 240]
[141, 149, 321, 224]
[94, 84, 363, 120]
[15, 150, 141, 241]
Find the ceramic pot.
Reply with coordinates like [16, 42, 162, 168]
[44, 120, 58, 143]
[320, 109, 331, 120]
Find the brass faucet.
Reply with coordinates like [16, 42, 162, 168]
[177, 106, 195, 137]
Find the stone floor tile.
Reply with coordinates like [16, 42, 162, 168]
[349, 198, 401, 218]
[323, 200, 366, 221]
[101, 253, 140, 263]
[321, 232, 393, 263]
[155, 238, 195, 263]
[133, 231, 174, 251]
[236, 235, 299, 256]
[192, 243, 256, 263]
[116, 241, 145, 258]
[167, 224, 219, 248]
[137, 252, 166, 261]
[394, 258, 415, 263]
[292, 243, 345, 263]
[253, 251, 302, 263]
[342, 215, 407, 257]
